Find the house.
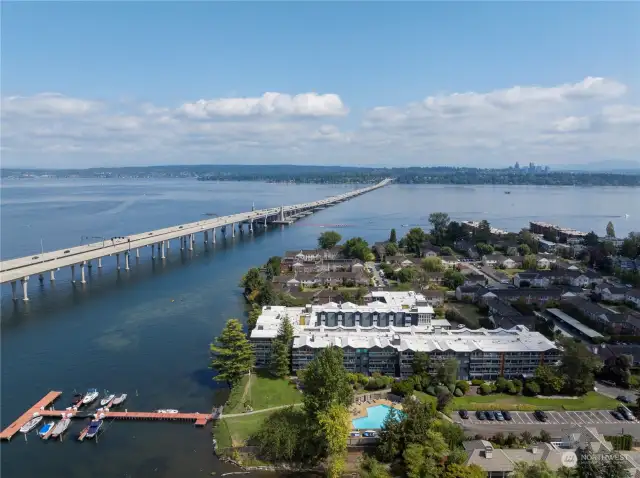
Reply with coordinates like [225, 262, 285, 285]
[286, 273, 321, 288]
[597, 344, 640, 367]
[422, 290, 445, 307]
[613, 256, 637, 271]
[479, 288, 564, 306]
[513, 271, 551, 288]
[454, 239, 479, 259]
[562, 297, 612, 324]
[419, 242, 441, 257]
[316, 271, 368, 287]
[626, 289, 640, 309]
[482, 254, 507, 267]
[456, 285, 481, 301]
[537, 238, 557, 252]
[372, 242, 388, 260]
[464, 273, 487, 286]
[272, 275, 295, 289]
[500, 256, 523, 269]
[440, 256, 459, 268]
[609, 313, 640, 335]
[537, 257, 552, 269]
[423, 272, 445, 285]
[595, 283, 628, 303]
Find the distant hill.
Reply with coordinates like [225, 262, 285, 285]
[555, 160, 640, 173]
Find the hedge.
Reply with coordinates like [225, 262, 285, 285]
[605, 435, 634, 451]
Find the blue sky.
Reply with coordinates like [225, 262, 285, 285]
[1, 2, 639, 168]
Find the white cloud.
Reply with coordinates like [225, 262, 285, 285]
[1, 78, 638, 167]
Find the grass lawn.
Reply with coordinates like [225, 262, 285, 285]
[503, 268, 526, 277]
[225, 370, 302, 415]
[214, 413, 271, 447]
[416, 391, 619, 412]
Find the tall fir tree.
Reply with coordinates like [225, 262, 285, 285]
[269, 317, 294, 378]
[210, 319, 255, 386]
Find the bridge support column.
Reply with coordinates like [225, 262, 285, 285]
[212, 228, 216, 244]
[160, 241, 165, 259]
[151, 244, 155, 259]
[98, 257, 102, 268]
[188, 235, 193, 251]
[116, 254, 121, 270]
[264, 216, 267, 227]
[166, 240, 170, 250]
[249, 220, 253, 234]
[39, 274, 44, 284]
[80, 262, 86, 284]
[124, 252, 130, 270]
[50, 270, 56, 281]
[21, 277, 29, 301]
[11, 281, 17, 301]
[136, 248, 140, 258]
[71, 264, 76, 282]
[87, 260, 92, 269]
[204, 230, 209, 243]
[232, 223, 236, 238]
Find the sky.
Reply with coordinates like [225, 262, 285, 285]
[1, 1, 639, 169]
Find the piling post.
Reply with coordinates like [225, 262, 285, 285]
[21, 276, 29, 301]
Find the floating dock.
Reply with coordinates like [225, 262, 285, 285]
[0, 391, 221, 441]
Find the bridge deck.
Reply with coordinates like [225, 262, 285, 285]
[0, 179, 390, 284]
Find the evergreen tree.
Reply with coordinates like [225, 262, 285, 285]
[601, 451, 631, 478]
[606, 221, 616, 238]
[389, 228, 397, 243]
[257, 282, 278, 306]
[210, 319, 255, 386]
[376, 407, 403, 462]
[318, 231, 342, 249]
[270, 317, 294, 378]
[577, 444, 601, 478]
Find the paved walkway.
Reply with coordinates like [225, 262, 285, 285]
[221, 403, 303, 419]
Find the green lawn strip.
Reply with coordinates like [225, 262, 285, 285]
[224, 374, 251, 414]
[416, 391, 618, 412]
[246, 371, 302, 410]
[216, 413, 271, 446]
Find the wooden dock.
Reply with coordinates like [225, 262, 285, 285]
[1, 392, 221, 441]
[0, 391, 62, 441]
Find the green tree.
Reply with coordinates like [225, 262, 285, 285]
[476, 242, 494, 255]
[253, 406, 311, 462]
[534, 365, 565, 395]
[241, 267, 264, 292]
[518, 243, 532, 256]
[257, 282, 278, 306]
[523, 254, 538, 270]
[396, 267, 416, 283]
[404, 228, 428, 255]
[436, 358, 459, 385]
[247, 303, 262, 330]
[557, 337, 602, 395]
[300, 346, 354, 419]
[584, 231, 600, 247]
[422, 256, 444, 272]
[318, 230, 342, 249]
[343, 237, 371, 261]
[444, 269, 465, 289]
[359, 455, 392, 478]
[446, 221, 466, 243]
[601, 450, 632, 478]
[210, 319, 255, 386]
[512, 461, 560, 478]
[403, 430, 449, 478]
[606, 221, 616, 238]
[621, 237, 638, 259]
[443, 463, 486, 478]
[389, 228, 397, 243]
[269, 317, 293, 378]
[385, 242, 399, 256]
[429, 212, 450, 245]
[577, 444, 602, 478]
[440, 246, 454, 256]
[376, 407, 403, 462]
[412, 351, 430, 375]
[317, 404, 350, 465]
[264, 256, 282, 280]
[475, 220, 492, 243]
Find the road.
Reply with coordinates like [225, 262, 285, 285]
[366, 262, 385, 288]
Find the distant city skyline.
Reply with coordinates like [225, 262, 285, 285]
[1, 2, 638, 168]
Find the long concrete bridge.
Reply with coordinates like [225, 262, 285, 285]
[0, 179, 391, 300]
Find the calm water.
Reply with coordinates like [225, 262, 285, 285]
[1, 180, 638, 478]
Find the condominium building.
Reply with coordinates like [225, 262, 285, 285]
[249, 292, 559, 378]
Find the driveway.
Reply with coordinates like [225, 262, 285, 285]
[453, 410, 635, 428]
[595, 381, 638, 401]
[366, 262, 385, 287]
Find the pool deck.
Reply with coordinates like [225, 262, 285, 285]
[350, 399, 402, 429]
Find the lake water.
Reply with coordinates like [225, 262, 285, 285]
[1, 179, 638, 477]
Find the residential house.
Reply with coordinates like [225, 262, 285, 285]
[464, 273, 487, 286]
[456, 285, 481, 301]
[422, 290, 445, 307]
[513, 271, 551, 288]
[316, 271, 369, 287]
[596, 283, 628, 303]
[482, 254, 507, 267]
[423, 272, 445, 284]
[537, 257, 552, 269]
[609, 313, 640, 335]
[419, 242, 441, 257]
[478, 288, 564, 306]
[562, 297, 612, 324]
[597, 344, 640, 367]
[272, 275, 294, 289]
[440, 255, 459, 268]
[613, 256, 637, 271]
[537, 238, 557, 252]
[501, 256, 524, 269]
[286, 273, 321, 288]
[454, 239, 479, 259]
[626, 289, 640, 309]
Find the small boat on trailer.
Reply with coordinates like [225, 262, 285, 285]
[20, 416, 43, 433]
[112, 394, 127, 406]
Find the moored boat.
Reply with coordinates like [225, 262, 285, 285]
[100, 394, 115, 406]
[156, 409, 179, 414]
[37, 421, 55, 438]
[20, 416, 43, 433]
[51, 418, 71, 438]
[85, 420, 103, 439]
[69, 393, 84, 407]
[112, 393, 127, 406]
[82, 388, 99, 405]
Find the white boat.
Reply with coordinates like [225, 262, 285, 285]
[50, 418, 71, 438]
[20, 416, 43, 433]
[37, 421, 55, 438]
[82, 388, 99, 404]
[156, 409, 179, 414]
[112, 394, 127, 406]
[100, 394, 115, 406]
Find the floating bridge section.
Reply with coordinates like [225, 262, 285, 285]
[0, 179, 391, 300]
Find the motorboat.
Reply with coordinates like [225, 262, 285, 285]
[100, 394, 115, 406]
[82, 389, 99, 404]
[50, 418, 71, 438]
[20, 416, 43, 433]
[86, 420, 103, 439]
[112, 394, 127, 406]
[37, 421, 55, 438]
[156, 409, 179, 414]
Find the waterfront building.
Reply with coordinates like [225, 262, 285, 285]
[249, 291, 559, 378]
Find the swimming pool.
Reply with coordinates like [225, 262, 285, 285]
[352, 404, 402, 429]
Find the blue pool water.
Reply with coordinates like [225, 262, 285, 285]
[352, 405, 401, 429]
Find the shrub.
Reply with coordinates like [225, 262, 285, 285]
[524, 381, 541, 396]
[479, 383, 493, 395]
[495, 377, 509, 393]
[454, 388, 464, 397]
[456, 380, 470, 394]
[512, 379, 523, 394]
[447, 383, 456, 394]
[436, 385, 450, 396]
[506, 382, 517, 395]
[471, 379, 484, 386]
[391, 379, 414, 397]
[605, 434, 633, 451]
[426, 385, 436, 396]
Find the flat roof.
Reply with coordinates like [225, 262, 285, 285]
[547, 308, 604, 339]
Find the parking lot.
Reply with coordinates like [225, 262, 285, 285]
[453, 410, 634, 427]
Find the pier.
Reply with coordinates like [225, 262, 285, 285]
[0, 391, 223, 441]
[0, 179, 391, 300]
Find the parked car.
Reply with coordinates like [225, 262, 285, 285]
[459, 410, 469, 419]
[534, 410, 548, 422]
[476, 411, 486, 420]
[617, 395, 632, 404]
[611, 411, 624, 420]
[486, 411, 496, 421]
[618, 406, 635, 421]
[502, 411, 512, 421]
[363, 430, 377, 437]
[495, 411, 504, 421]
